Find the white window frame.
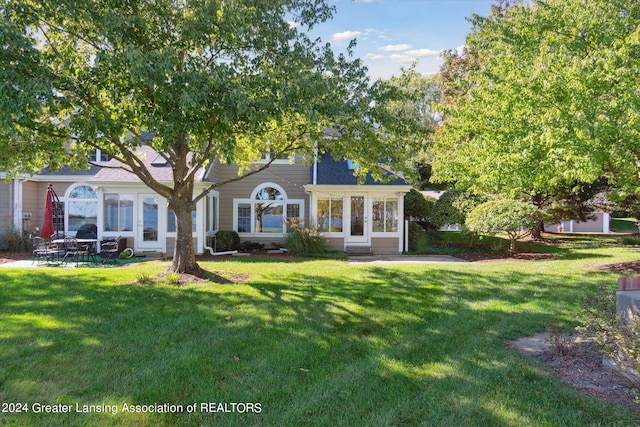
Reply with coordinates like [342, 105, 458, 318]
[314, 195, 345, 236]
[233, 183, 304, 236]
[64, 183, 99, 234]
[371, 196, 400, 236]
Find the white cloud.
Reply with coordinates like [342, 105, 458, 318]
[365, 53, 386, 61]
[332, 31, 362, 41]
[389, 53, 414, 64]
[287, 21, 299, 29]
[406, 48, 442, 57]
[378, 44, 412, 52]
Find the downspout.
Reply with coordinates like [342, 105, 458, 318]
[312, 150, 318, 185]
[13, 178, 27, 232]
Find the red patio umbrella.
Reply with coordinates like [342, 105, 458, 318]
[40, 185, 55, 238]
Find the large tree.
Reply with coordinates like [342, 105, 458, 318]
[432, 0, 640, 201]
[1, 0, 426, 274]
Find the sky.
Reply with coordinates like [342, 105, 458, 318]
[304, 0, 496, 80]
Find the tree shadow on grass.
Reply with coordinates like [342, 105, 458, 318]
[0, 263, 636, 426]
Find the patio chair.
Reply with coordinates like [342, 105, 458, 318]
[62, 236, 90, 266]
[100, 235, 122, 264]
[31, 236, 65, 265]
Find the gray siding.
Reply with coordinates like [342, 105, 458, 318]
[213, 158, 311, 232]
[324, 237, 344, 252]
[0, 181, 12, 231]
[371, 237, 400, 254]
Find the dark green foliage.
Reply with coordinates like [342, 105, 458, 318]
[238, 241, 265, 252]
[407, 221, 428, 253]
[429, 190, 488, 228]
[215, 231, 240, 252]
[404, 188, 435, 220]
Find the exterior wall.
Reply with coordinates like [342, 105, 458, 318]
[22, 181, 48, 233]
[0, 181, 12, 232]
[214, 158, 311, 236]
[545, 212, 609, 233]
[323, 237, 345, 252]
[573, 213, 606, 232]
[371, 237, 401, 254]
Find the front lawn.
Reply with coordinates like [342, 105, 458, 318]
[1, 241, 639, 425]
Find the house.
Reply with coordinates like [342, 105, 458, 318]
[0, 149, 411, 255]
[544, 212, 612, 233]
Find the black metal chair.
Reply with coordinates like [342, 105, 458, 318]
[100, 235, 122, 264]
[31, 236, 64, 265]
[62, 236, 90, 266]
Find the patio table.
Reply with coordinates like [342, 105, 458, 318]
[52, 238, 100, 264]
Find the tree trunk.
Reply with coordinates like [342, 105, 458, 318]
[509, 235, 517, 255]
[531, 219, 544, 240]
[169, 199, 203, 276]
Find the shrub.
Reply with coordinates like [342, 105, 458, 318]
[285, 222, 326, 256]
[579, 284, 639, 374]
[215, 231, 240, 252]
[429, 190, 488, 228]
[0, 227, 32, 252]
[408, 221, 428, 253]
[238, 241, 265, 252]
[620, 235, 640, 247]
[465, 199, 537, 255]
[404, 189, 435, 220]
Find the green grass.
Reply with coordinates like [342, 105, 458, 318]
[611, 217, 639, 232]
[1, 239, 639, 426]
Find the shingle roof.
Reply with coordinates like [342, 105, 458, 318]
[93, 145, 205, 183]
[315, 153, 407, 185]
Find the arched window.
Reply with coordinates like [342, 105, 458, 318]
[67, 184, 98, 232]
[235, 183, 303, 234]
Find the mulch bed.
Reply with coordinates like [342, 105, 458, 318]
[511, 332, 640, 411]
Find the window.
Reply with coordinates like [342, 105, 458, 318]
[167, 208, 197, 233]
[372, 197, 398, 233]
[67, 185, 98, 232]
[104, 194, 133, 232]
[89, 149, 111, 163]
[317, 197, 343, 232]
[234, 184, 303, 234]
[237, 203, 252, 233]
[260, 149, 291, 163]
[286, 203, 301, 231]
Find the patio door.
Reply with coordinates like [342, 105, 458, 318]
[138, 194, 162, 249]
[347, 195, 369, 244]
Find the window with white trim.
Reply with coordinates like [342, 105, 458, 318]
[234, 184, 303, 234]
[89, 148, 111, 163]
[316, 197, 343, 233]
[67, 184, 98, 232]
[167, 208, 197, 233]
[104, 193, 134, 232]
[372, 197, 398, 233]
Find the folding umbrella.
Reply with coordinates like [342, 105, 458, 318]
[40, 185, 55, 238]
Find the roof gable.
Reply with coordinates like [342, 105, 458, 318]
[315, 153, 407, 185]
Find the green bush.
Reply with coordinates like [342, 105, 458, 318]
[215, 231, 240, 252]
[408, 221, 428, 253]
[430, 190, 488, 228]
[285, 223, 326, 256]
[619, 235, 640, 247]
[405, 189, 435, 220]
[238, 241, 265, 251]
[465, 198, 537, 254]
[0, 227, 32, 252]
